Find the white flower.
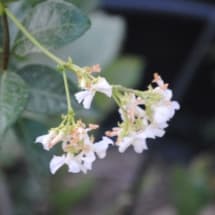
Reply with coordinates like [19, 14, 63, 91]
[118, 132, 148, 153]
[50, 151, 96, 174]
[50, 135, 113, 174]
[35, 130, 57, 150]
[152, 78, 180, 125]
[50, 154, 66, 174]
[75, 77, 112, 109]
[116, 122, 166, 153]
[153, 101, 180, 124]
[93, 136, 113, 159]
[143, 124, 166, 139]
[67, 151, 96, 174]
[75, 90, 94, 109]
[119, 94, 145, 122]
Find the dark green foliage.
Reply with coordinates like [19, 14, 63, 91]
[14, 0, 90, 56]
[0, 72, 28, 137]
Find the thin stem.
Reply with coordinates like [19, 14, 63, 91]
[4, 7, 64, 66]
[113, 85, 161, 102]
[113, 85, 143, 96]
[62, 71, 73, 113]
[1, 9, 10, 71]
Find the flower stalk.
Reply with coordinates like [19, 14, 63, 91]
[62, 71, 73, 113]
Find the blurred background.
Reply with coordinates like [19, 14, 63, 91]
[1, 0, 215, 214]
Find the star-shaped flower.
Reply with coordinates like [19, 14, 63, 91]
[75, 77, 112, 109]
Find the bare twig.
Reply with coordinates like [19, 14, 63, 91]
[1, 12, 10, 71]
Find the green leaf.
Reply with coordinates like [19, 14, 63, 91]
[15, 12, 125, 72]
[13, 0, 90, 57]
[94, 56, 144, 112]
[0, 72, 29, 136]
[18, 64, 70, 114]
[61, 12, 126, 68]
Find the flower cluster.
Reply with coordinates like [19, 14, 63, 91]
[106, 73, 180, 153]
[36, 64, 179, 175]
[36, 118, 113, 174]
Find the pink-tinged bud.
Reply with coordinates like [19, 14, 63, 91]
[50, 132, 64, 147]
[89, 124, 99, 130]
[89, 64, 101, 73]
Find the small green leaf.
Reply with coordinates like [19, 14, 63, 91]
[0, 72, 29, 136]
[18, 64, 73, 114]
[14, 0, 90, 57]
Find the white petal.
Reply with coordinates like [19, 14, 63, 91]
[135, 106, 145, 117]
[82, 92, 95, 109]
[154, 88, 172, 100]
[153, 106, 171, 124]
[133, 140, 147, 153]
[66, 154, 82, 173]
[82, 159, 93, 171]
[94, 136, 113, 159]
[143, 126, 165, 139]
[35, 134, 48, 144]
[93, 77, 112, 97]
[75, 90, 95, 109]
[118, 137, 132, 153]
[35, 134, 51, 150]
[163, 89, 173, 100]
[49, 155, 66, 174]
[67, 160, 81, 173]
[50, 132, 64, 146]
[75, 91, 88, 103]
[84, 151, 96, 163]
[172, 101, 180, 110]
[78, 153, 95, 173]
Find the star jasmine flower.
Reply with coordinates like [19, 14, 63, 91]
[93, 136, 113, 159]
[152, 102, 180, 124]
[75, 77, 112, 109]
[112, 121, 166, 153]
[50, 151, 96, 174]
[49, 155, 66, 174]
[150, 73, 180, 125]
[35, 130, 58, 150]
[118, 132, 148, 153]
[119, 93, 145, 122]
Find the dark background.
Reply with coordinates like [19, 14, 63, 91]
[102, 0, 215, 162]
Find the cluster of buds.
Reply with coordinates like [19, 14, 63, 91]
[36, 117, 113, 174]
[36, 63, 180, 174]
